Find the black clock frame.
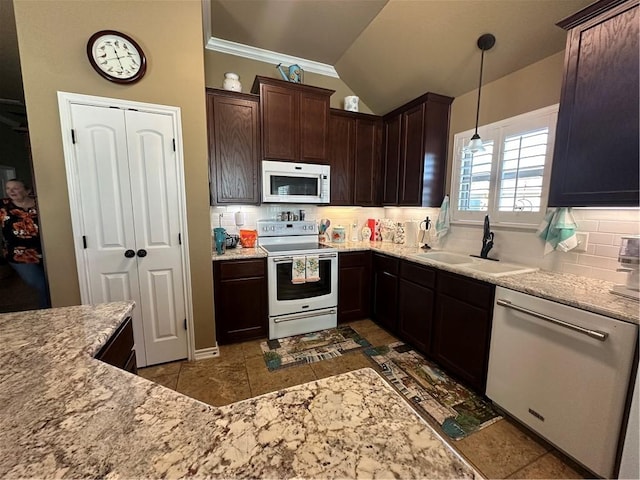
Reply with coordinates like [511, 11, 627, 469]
[86, 30, 147, 84]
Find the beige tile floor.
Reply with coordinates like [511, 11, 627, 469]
[139, 319, 591, 479]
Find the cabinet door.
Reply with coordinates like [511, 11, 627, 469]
[329, 113, 355, 205]
[372, 254, 399, 332]
[354, 117, 382, 206]
[398, 278, 434, 355]
[399, 103, 426, 206]
[300, 91, 330, 164]
[432, 294, 492, 393]
[261, 84, 299, 161]
[433, 271, 494, 393]
[382, 113, 402, 204]
[338, 251, 371, 322]
[214, 259, 267, 344]
[549, 1, 639, 206]
[207, 91, 260, 204]
[398, 260, 436, 354]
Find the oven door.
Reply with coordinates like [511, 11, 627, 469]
[267, 252, 337, 317]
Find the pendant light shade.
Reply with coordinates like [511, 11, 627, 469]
[466, 33, 495, 154]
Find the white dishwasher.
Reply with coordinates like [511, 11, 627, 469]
[486, 287, 638, 479]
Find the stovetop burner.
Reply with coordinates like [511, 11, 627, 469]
[257, 220, 335, 256]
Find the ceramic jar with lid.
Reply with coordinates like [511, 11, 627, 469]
[223, 72, 242, 92]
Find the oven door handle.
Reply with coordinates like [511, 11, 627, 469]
[272, 253, 337, 264]
[272, 308, 337, 323]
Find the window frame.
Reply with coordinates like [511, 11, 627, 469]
[450, 104, 558, 229]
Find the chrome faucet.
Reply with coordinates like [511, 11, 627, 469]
[480, 215, 494, 259]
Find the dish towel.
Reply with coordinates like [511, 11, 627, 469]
[291, 256, 306, 284]
[536, 207, 579, 255]
[305, 255, 320, 282]
[435, 195, 451, 239]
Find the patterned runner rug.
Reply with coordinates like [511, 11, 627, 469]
[261, 325, 371, 371]
[364, 342, 502, 440]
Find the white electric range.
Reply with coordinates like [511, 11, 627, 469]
[258, 220, 337, 339]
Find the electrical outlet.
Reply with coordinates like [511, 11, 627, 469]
[574, 232, 588, 252]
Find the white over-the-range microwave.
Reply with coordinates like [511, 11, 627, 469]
[261, 160, 330, 204]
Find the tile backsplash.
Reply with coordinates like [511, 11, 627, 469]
[211, 205, 639, 284]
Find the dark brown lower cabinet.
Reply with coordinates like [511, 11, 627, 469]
[95, 316, 137, 374]
[432, 271, 495, 393]
[372, 253, 400, 333]
[213, 258, 268, 344]
[338, 251, 371, 323]
[397, 260, 436, 355]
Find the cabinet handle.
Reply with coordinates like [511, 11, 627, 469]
[136, 249, 148, 258]
[496, 299, 608, 341]
[124, 249, 135, 258]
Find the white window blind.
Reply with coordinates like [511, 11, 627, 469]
[451, 104, 558, 228]
[498, 128, 548, 213]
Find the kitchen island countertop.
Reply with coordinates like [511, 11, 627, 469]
[0, 303, 480, 479]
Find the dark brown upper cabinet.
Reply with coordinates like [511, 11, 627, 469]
[251, 76, 334, 164]
[206, 89, 260, 205]
[382, 93, 453, 207]
[549, 0, 639, 207]
[329, 109, 382, 206]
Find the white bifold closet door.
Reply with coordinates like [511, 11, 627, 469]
[70, 103, 187, 367]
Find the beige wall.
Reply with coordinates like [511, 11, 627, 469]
[204, 50, 374, 114]
[13, 0, 216, 350]
[446, 51, 565, 193]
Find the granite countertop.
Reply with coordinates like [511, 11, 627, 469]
[210, 240, 638, 324]
[0, 304, 480, 479]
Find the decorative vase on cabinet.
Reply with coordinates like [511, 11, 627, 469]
[223, 72, 242, 92]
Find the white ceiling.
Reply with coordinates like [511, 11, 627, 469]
[207, 0, 594, 113]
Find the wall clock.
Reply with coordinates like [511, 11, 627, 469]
[87, 30, 147, 84]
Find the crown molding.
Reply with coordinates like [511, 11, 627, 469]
[205, 37, 339, 78]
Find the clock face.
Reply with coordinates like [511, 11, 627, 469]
[87, 30, 146, 83]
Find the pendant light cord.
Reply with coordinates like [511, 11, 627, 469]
[474, 48, 486, 136]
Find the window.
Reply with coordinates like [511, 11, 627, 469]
[451, 104, 558, 228]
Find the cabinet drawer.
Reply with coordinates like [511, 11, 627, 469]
[400, 260, 436, 289]
[216, 259, 265, 280]
[339, 251, 370, 268]
[373, 253, 399, 275]
[96, 317, 135, 370]
[437, 271, 494, 310]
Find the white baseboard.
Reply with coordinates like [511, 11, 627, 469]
[194, 345, 219, 360]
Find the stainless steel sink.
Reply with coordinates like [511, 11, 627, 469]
[462, 260, 538, 277]
[412, 251, 473, 265]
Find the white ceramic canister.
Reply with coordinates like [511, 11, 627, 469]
[344, 96, 359, 112]
[223, 72, 242, 92]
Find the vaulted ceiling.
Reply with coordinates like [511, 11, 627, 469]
[207, 0, 593, 113]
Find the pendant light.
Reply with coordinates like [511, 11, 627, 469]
[466, 33, 496, 154]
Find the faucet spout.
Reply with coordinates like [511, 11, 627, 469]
[480, 215, 494, 259]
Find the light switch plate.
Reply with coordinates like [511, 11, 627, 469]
[574, 232, 588, 252]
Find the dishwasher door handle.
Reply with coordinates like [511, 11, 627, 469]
[496, 299, 609, 342]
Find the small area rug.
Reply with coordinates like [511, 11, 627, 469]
[261, 325, 371, 371]
[364, 342, 501, 440]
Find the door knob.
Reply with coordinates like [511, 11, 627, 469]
[136, 249, 148, 257]
[124, 249, 135, 258]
